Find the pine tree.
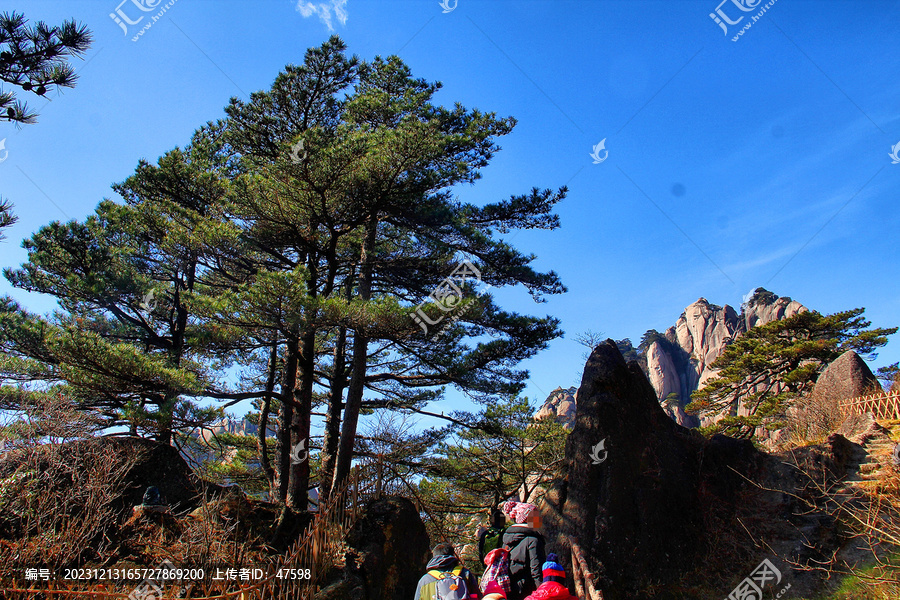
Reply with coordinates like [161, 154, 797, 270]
[0, 11, 91, 124]
[430, 396, 567, 512]
[219, 38, 567, 509]
[1, 144, 230, 443]
[687, 308, 896, 439]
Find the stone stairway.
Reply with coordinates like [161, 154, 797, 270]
[839, 420, 897, 491]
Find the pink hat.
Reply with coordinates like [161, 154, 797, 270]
[501, 500, 537, 524]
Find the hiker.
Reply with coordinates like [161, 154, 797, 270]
[415, 542, 482, 600]
[501, 501, 546, 600]
[478, 508, 508, 563]
[522, 554, 575, 600]
[480, 547, 512, 599]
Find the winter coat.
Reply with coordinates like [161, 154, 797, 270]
[501, 525, 545, 600]
[522, 581, 575, 600]
[414, 554, 482, 600]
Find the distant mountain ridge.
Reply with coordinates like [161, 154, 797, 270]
[538, 288, 807, 427]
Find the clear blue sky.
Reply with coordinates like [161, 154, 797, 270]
[1, 0, 898, 422]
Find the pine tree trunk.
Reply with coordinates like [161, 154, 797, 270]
[259, 341, 278, 498]
[319, 325, 347, 504]
[332, 219, 377, 492]
[288, 329, 316, 510]
[276, 335, 299, 503]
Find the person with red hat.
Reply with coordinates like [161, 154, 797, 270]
[522, 554, 576, 600]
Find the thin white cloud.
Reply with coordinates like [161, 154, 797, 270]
[296, 0, 348, 32]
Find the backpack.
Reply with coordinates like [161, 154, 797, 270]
[481, 526, 506, 558]
[480, 548, 512, 597]
[420, 566, 469, 600]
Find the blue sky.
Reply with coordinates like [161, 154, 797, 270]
[1, 0, 898, 423]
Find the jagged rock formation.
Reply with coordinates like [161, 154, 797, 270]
[644, 288, 805, 426]
[194, 417, 276, 443]
[537, 289, 807, 428]
[540, 340, 850, 600]
[315, 496, 429, 600]
[535, 386, 577, 429]
[809, 350, 881, 404]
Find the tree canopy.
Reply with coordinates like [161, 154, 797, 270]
[0, 37, 567, 513]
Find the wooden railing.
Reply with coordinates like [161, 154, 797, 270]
[0, 464, 380, 600]
[839, 391, 900, 421]
[568, 538, 603, 600]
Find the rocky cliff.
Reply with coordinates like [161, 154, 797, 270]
[535, 386, 578, 429]
[538, 288, 807, 427]
[540, 340, 855, 600]
[809, 350, 881, 404]
[652, 288, 806, 425]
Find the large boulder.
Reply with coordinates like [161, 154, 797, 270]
[0, 436, 205, 515]
[540, 340, 843, 600]
[316, 496, 430, 600]
[810, 350, 881, 405]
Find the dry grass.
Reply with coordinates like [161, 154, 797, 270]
[0, 436, 141, 577]
[784, 394, 847, 448]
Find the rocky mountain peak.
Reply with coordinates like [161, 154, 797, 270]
[538, 288, 807, 427]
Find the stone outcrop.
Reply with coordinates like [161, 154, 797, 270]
[316, 496, 430, 600]
[535, 386, 578, 429]
[809, 350, 881, 404]
[194, 417, 276, 443]
[537, 289, 807, 427]
[651, 289, 805, 421]
[540, 340, 846, 600]
[0, 436, 208, 513]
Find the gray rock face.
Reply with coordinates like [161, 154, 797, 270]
[539, 340, 852, 600]
[195, 417, 276, 443]
[810, 350, 881, 405]
[535, 386, 578, 429]
[539, 289, 807, 428]
[316, 496, 430, 600]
